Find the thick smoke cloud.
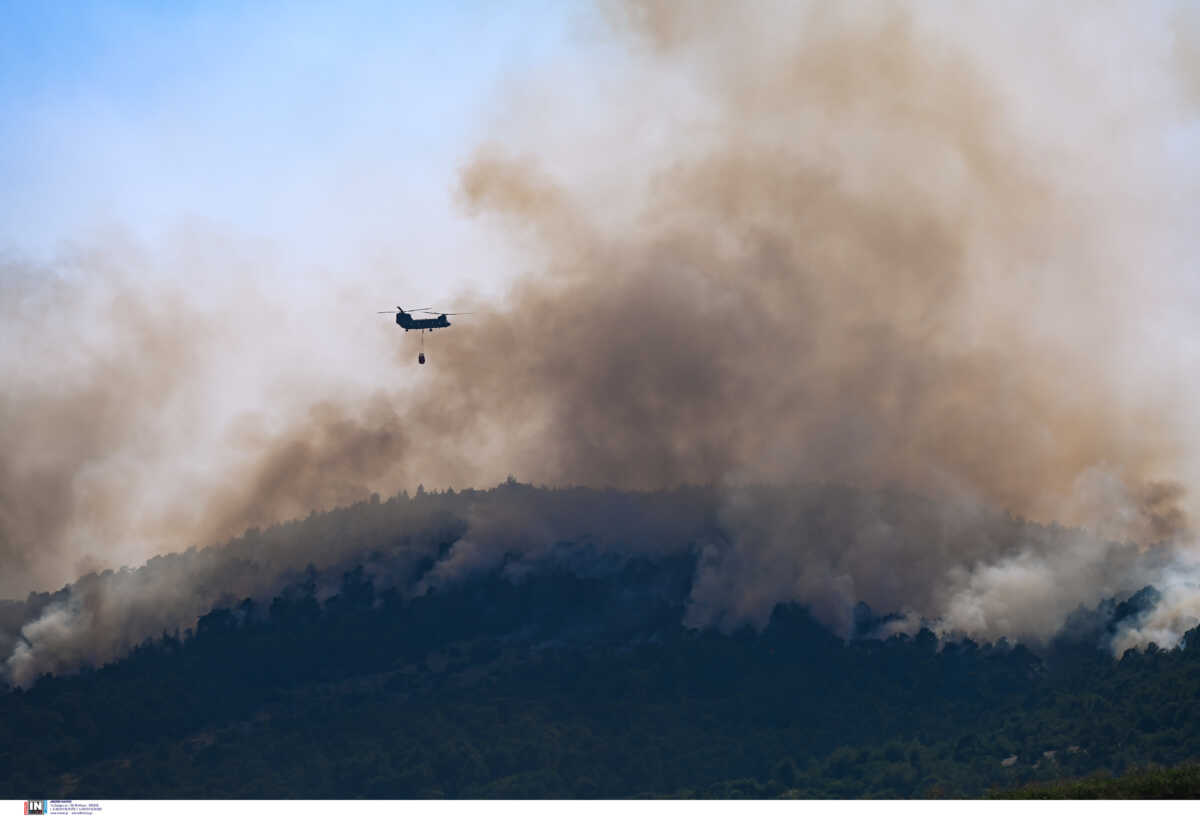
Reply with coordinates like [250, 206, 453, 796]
[4, 1, 1200, 680]
[415, 2, 1200, 640]
[1, 253, 211, 596]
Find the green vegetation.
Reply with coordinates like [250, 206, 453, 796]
[2, 487, 1199, 798]
[992, 763, 1200, 799]
[3, 567, 1200, 798]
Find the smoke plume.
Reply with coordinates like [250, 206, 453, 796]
[4, 1, 1200, 681]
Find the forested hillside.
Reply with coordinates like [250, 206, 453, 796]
[3, 485, 1200, 798]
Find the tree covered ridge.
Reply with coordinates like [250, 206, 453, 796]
[3, 526, 1200, 797]
[4, 480, 1187, 688]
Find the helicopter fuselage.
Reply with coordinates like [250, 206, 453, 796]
[397, 312, 450, 331]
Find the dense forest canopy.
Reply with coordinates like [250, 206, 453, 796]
[3, 483, 1200, 798]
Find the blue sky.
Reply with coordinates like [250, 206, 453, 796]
[0, 1, 575, 284]
[0, 1, 593, 587]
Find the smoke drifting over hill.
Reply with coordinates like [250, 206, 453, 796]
[4, 1, 1200, 681]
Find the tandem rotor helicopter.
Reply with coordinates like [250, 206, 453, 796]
[377, 306, 471, 364]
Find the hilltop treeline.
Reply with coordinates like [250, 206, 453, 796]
[2, 487, 1199, 797]
[4, 480, 1181, 688]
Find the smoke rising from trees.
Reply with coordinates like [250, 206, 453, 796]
[4, 1, 1200, 681]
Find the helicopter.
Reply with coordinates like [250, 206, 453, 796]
[377, 306, 471, 364]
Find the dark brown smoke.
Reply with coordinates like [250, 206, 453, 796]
[4, 1, 1199, 677]
[413, 3, 1189, 536]
[191, 1, 1197, 640]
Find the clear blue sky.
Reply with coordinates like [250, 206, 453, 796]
[0, 1, 575, 271]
